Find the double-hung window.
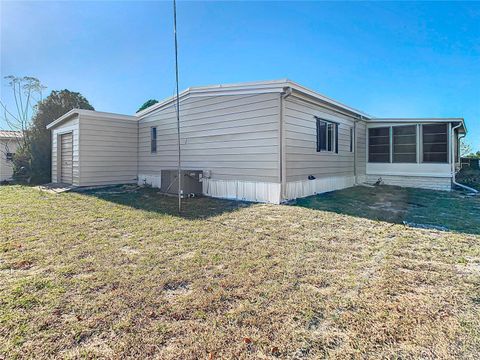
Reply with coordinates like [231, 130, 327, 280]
[151, 127, 157, 153]
[316, 118, 338, 153]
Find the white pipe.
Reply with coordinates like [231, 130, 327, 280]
[454, 179, 478, 194]
[451, 123, 478, 194]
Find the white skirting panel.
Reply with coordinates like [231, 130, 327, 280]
[202, 178, 281, 204]
[365, 174, 452, 191]
[138, 174, 161, 188]
[285, 176, 355, 200]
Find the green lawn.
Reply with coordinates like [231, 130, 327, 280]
[1, 185, 479, 359]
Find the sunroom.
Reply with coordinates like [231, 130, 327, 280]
[365, 118, 466, 191]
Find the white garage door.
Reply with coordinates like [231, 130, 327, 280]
[60, 132, 73, 184]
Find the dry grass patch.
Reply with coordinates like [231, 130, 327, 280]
[0, 185, 479, 359]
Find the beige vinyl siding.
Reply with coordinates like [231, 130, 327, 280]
[79, 115, 138, 186]
[138, 93, 280, 182]
[51, 116, 80, 185]
[285, 95, 366, 182]
[0, 139, 19, 181]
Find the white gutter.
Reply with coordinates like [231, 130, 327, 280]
[451, 123, 478, 194]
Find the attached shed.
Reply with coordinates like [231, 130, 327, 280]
[47, 109, 138, 186]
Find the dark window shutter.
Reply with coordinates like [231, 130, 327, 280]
[335, 123, 339, 153]
[316, 119, 320, 152]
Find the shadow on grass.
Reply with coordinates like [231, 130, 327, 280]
[295, 185, 480, 236]
[76, 185, 250, 220]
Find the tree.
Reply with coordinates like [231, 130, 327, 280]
[16, 90, 95, 183]
[0, 76, 45, 155]
[466, 151, 480, 159]
[137, 99, 158, 113]
[460, 139, 472, 157]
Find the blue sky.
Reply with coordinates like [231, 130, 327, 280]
[1, 1, 479, 150]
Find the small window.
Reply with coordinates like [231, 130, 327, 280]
[349, 127, 354, 152]
[316, 118, 338, 153]
[422, 124, 448, 163]
[151, 127, 157, 153]
[393, 125, 416, 163]
[6, 153, 14, 161]
[368, 127, 390, 163]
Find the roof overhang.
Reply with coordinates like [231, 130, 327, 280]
[368, 117, 467, 134]
[47, 109, 137, 130]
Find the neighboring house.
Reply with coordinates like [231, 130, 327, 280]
[0, 130, 22, 182]
[46, 80, 467, 203]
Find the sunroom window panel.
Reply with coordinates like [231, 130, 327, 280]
[393, 125, 416, 163]
[368, 127, 390, 163]
[422, 124, 447, 163]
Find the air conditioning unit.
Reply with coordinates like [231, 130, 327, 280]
[160, 170, 203, 196]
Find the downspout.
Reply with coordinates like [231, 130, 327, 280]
[280, 87, 292, 202]
[451, 123, 478, 194]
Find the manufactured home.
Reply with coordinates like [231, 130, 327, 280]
[47, 80, 467, 203]
[0, 130, 22, 182]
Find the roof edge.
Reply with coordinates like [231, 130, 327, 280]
[47, 109, 136, 130]
[136, 79, 371, 119]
